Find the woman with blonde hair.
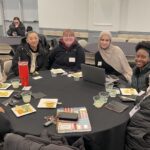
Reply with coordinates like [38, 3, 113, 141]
[95, 31, 132, 82]
[48, 29, 85, 71]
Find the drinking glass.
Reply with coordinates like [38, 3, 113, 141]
[21, 91, 32, 103]
[105, 83, 114, 93]
[93, 95, 102, 107]
[11, 79, 20, 89]
[99, 91, 109, 102]
[109, 88, 117, 97]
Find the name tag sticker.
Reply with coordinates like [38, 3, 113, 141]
[69, 57, 76, 62]
[33, 76, 43, 80]
[22, 86, 32, 91]
[98, 61, 102, 66]
[129, 105, 140, 118]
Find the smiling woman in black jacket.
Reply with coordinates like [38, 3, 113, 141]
[47, 29, 85, 71]
[12, 31, 47, 75]
[131, 41, 150, 92]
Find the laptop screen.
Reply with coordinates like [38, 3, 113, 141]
[81, 64, 106, 85]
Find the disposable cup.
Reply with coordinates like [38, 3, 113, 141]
[93, 95, 100, 102]
[21, 91, 32, 103]
[99, 91, 109, 103]
[11, 79, 20, 89]
[109, 88, 117, 97]
[105, 83, 114, 93]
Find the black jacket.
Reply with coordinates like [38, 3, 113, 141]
[7, 22, 25, 37]
[0, 112, 12, 140]
[131, 63, 150, 92]
[48, 40, 85, 71]
[126, 95, 150, 150]
[95, 51, 121, 76]
[0, 104, 12, 142]
[12, 43, 47, 76]
[3, 130, 85, 150]
[21, 34, 50, 51]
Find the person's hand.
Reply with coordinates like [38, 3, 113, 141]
[0, 107, 5, 113]
[12, 32, 17, 36]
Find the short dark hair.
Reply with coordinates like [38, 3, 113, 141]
[26, 26, 33, 32]
[135, 41, 150, 56]
[26, 31, 39, 39]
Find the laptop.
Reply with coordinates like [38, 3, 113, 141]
[81, 64, 106, 85]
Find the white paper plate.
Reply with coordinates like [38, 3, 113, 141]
[0, 83, 11, 90]
[0, 90, 14, 97]
[120, 88, 138, 95]
[38, 98, 58, 108]
[11, 104, 36, 117]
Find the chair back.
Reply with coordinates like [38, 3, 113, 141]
[0, 43, 12, 54]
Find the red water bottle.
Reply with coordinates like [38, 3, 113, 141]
[18, 61, 29, 86]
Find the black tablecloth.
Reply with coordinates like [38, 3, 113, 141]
[3, 71, 133, 150]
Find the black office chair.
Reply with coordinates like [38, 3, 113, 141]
[49, 38, 58, 50]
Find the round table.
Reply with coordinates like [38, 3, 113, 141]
[4, 71, 133, 150]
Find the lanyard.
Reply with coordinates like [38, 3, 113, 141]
[129, 89, 150, 118]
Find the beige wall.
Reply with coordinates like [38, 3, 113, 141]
[1, 0, 150, 33]
[38, 0, 150, 32]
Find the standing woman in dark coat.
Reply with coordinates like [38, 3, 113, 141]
[131, 41, 150, 92]
[7, 17, 25, 37]
[48, 29, 85, 71]
[12, 31, 47, 75]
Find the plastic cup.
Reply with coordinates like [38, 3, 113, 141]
[105, 83, 114, 93]
[21, 91, 32, 103]
[99, 91, 109, 103]
[93, 95, 106, 108]
[93, 95, 100, 102]
[93, 95, 101, 107]
[11, 79, 20, 89]
[109, 88, 117, 97]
